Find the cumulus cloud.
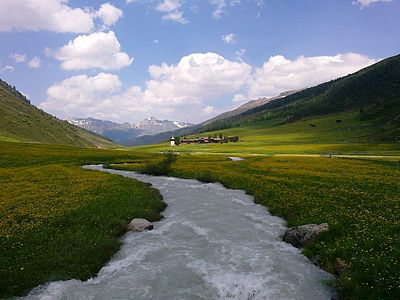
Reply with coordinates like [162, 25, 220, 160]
[96, 3, 123, 27]
[41, 73, 122, 117]
[41, 52, 251, 122]
[10, 53, 27, 63]
[0, 0, 122, 33]
[222, 33, 236, 44]
[156, 0, 188, 24]
[54, 31, 133, 70]
[28, 57, 41, 68]
[146, 52, 252, 103]
[40, 52, 376, 123]
[354, 0, 392, 7]
[247, 53, 376, 99]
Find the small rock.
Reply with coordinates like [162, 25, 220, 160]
[283, 223, 329, 248]
[128, 218, 153, 232]
[334, 257, 349, 275]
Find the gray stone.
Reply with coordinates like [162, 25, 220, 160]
[128, 218, 153, 232]
[283, 223, 329, 248]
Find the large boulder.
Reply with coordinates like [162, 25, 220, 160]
[128, 218, 153, 232]
[283, 223, 329, 248]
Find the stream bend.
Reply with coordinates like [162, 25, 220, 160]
[23, 165, 332, 300]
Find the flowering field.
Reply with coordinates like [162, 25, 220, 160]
[0, 142, 166, 298]
[116, 154, 400, 300]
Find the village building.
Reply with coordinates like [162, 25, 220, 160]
[177, 136, 239, 145]
[170, 136, 175, 146]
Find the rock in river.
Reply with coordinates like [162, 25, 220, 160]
[128, 218, 153, 232]
[283, 223, 329, 248]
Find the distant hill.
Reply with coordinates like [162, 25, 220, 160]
[202, 90, 301, 126]
[68, 116, 194, 144]
[0, 79, 116, 148]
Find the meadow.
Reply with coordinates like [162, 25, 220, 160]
[114, 151, 400, 299]
[132, 111, 400, 157]
[0, 142, 166, 298]
[1, 135, 400, 299]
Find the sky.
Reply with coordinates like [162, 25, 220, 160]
[0, 0, 399, 124]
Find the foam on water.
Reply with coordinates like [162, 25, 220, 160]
[20, 165, 333, 300]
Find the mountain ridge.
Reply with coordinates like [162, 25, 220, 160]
[0, 79, 116, 148]
[67, 116, 193, 144]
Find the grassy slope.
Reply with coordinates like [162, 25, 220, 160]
[199, 54, 400, 142]
[0, 142, 166, 298]
[114, 154, 400, 300]
[0, 85, 116, 148]
[131, 111, 400, 156]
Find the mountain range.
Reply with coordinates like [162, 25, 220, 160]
[67, 117, 193, 145]
[1, 53, 399, 148]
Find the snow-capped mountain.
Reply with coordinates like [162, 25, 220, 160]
[67, 117, 193, 144]
[132, 117, 193, 135]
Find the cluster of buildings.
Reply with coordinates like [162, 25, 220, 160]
[170, 136, 239, 146]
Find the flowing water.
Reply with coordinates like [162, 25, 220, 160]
[22, 165, 333, 300]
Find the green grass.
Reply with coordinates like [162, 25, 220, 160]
[0, 142, 166, 298]
[114, 154, 400, 300]
[131, 112, 400, 157]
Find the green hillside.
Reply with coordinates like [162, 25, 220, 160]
[199, 54, 400, 142]
[0, 79, 116, 148]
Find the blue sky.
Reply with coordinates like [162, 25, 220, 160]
[0, 0, 399, 123]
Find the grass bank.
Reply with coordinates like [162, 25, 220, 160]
[0, 142, 166, 298]
[114, 154, 400, 300]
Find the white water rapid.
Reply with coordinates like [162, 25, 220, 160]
[21, 165, 332, 300]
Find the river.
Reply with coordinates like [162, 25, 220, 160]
[22, 165, 332, 300]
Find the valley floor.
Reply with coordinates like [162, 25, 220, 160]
[0, 142, 166, 298]
[113, 151, 400, 300]
[1, 140, 399, 299]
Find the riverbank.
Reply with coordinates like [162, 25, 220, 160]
[112, 154, 400, 300]
[26, 165, 333, 299]
[0, 142, 166, 298]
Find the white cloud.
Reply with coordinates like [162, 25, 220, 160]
[202, 106, 215, 114]
[222, 33, 236, 44]
[235, 48, 246, 61]
[232, 94, 246, 103]
[0, 0, 123, 33]
[10, 53, 27, 63]
[247, 53, 376, 99]
[41, 52, 251, 122]
[354, 0, 392, 7]
[209, 0, 226, 19]
[96, 3, 123, 27]
[40, 52, 377, 124]
[41, 73, 122, 116]
[2, 66, 15, 72]
[54, 31, 133, 71]
[147, 52, 252, 103]
[28, 57, 41, 68]
[156, 0, 188, 24]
